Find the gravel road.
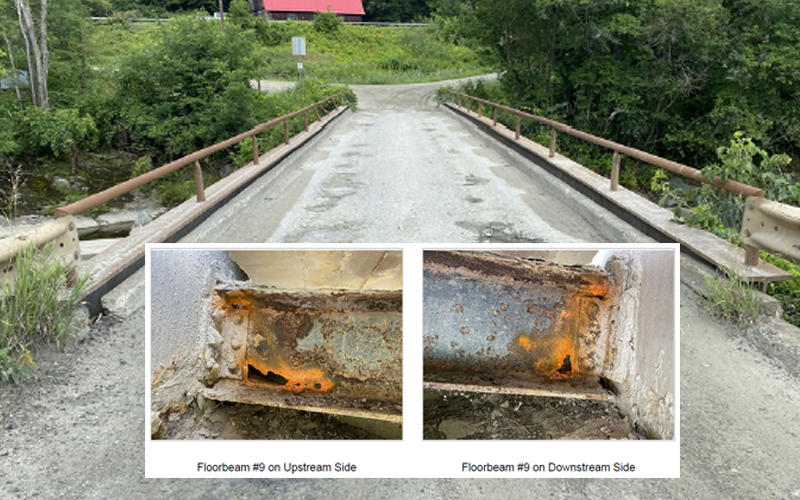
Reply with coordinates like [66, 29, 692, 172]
[1, 80, 799, 498]
[185, 79, 642, 244]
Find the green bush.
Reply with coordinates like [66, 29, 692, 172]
[0, 244, 88, 383]
[17, 107, 98, 170]
[314, 9, 342, 36]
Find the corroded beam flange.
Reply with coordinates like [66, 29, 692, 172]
[423, 251, 613, 401]
[204, 283, 402, 421]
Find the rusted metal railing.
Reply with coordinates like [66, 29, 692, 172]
[447, 90, 779, 268]
[448, 91, 765, 198]
[53, 92, 347, 219]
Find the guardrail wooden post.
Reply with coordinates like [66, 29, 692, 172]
[744, 245, 759, 266]
[304, 111, 309, 131]
[493, 107, 497, 127]
[284, 119, 289, 145]
[252, 136, 259, 165]
[549, 129, 556, 158]
[515, 115, 520, 140]
[450, 93, 454, 105]
[193, 161, 206, 202]
[314, 104, 321, 121]
[458, 95, 462, 108]
[610, 151, 620, 191]
[478, 102, 482, 118]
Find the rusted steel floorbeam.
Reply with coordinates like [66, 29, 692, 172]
[203, 285, 403, 421]
[423, 251, 613, 401]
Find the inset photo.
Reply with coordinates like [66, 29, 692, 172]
[423, 249, 675, 440]
[149, 248, 402, 440]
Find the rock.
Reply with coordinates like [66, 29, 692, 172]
[69, 176, 88, 192]
[52, 177, 70, 191]
[132, 210, 152, 229]
[438, 418, 482, 439]
[69, 305, 91, 342]
[96, 210, 139, 235]
[150, 411, 162, 436]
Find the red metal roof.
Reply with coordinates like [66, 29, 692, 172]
[263, 0, 365, 15]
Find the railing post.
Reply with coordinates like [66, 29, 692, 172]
[450, 93, 454, 105]
[284, 119, 289, 144]
[515, 115, 520, 140]
[549, 128, 556, 158]
[304, 110, 309, 131]
[744, 245, 760, 266]
[314, 105, 321, 121]
[458, 95, 462, 108]
[610, 151, 620, 191]
[493, 107, 497, 127]
[252, 136, 259, 165]
[193, 161, 206, 202]
[478, 102, 482, 118]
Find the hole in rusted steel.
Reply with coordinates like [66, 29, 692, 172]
[557, 354, 572, 374]
[248, 365, 289, 386]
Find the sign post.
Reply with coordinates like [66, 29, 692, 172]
[292, 37, 306, 86]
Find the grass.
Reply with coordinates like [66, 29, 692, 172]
[704, 269, 763, 326]
[85, 21, 159, 70]
[0, 244, 88, 383]
[256, 23, 494, 84]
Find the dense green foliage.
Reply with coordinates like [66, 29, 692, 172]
[0, 10, 357, 212]
[438, 0, 800, 170]
[0, 245, 88, 383]
[114, 17, 258, 156]
[362, 0, 430, 22]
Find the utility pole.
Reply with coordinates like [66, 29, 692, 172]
[218, 0, 224, 28]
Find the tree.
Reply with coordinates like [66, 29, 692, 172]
[19, 106, 97, 171]
[2, 28, 24, 110]
[114, 16, 258, 157]
[14, 0, 48, 109]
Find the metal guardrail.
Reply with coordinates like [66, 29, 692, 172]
[54, 92, 346, 219]
[741, 197, 800, 264]
[0, 216, 80, 293]
[447, 91, 765, 199]
[446, 90, 797, 269]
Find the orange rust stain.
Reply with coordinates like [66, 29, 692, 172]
[583, 283, 610, 298]
[212, 293, 252, 311]
[513, 332, 575, 374]
[246, 357, 334, 393]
